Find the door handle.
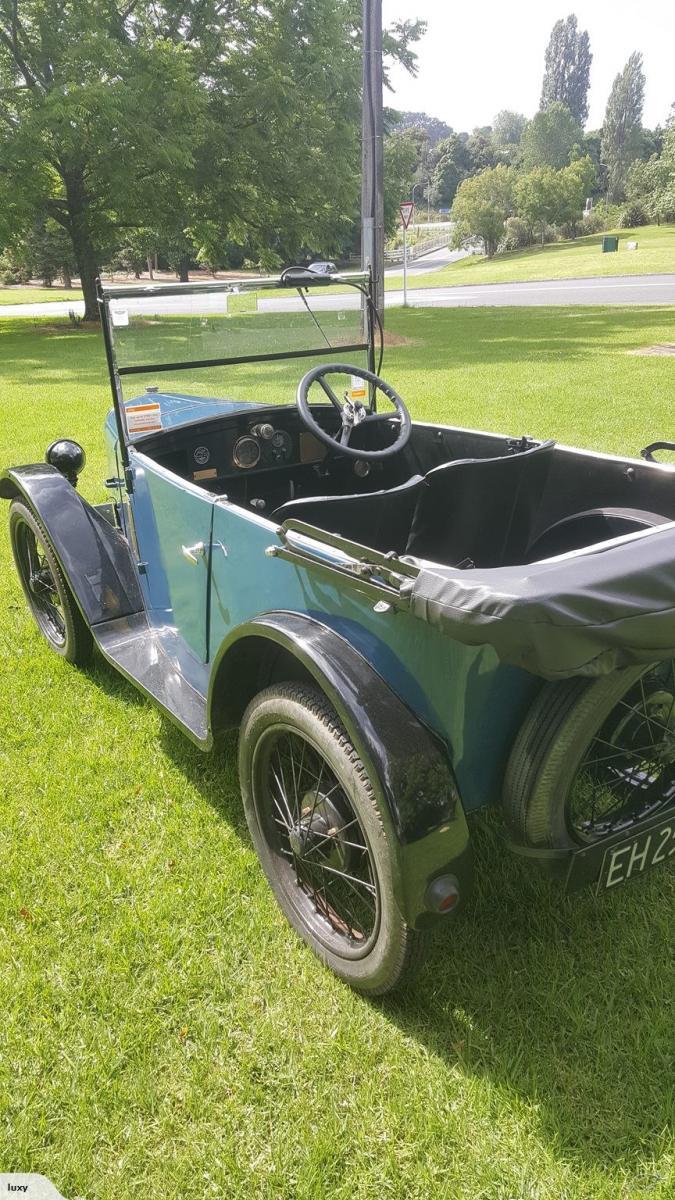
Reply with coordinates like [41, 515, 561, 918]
[181, 541, 206, 565]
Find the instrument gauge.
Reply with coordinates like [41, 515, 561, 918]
[269, 429, 293, 463]
[233, 434, 261, 470]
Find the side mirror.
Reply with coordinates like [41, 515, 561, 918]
[45, 439, 86, 487]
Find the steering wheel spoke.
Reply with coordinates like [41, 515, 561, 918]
[297, 364, 411, 462]
[317, 376, 344, 412]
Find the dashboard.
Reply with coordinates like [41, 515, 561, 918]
[135, 403, 406, 513]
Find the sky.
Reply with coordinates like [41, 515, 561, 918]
[382, 0, 674, 132]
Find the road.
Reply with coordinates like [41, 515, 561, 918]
[384, 245, 465, 276]
[3, 272, 675, 319]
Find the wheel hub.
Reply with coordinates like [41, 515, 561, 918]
[289, 792, 350, 870]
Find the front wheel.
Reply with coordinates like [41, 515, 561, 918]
[238, 683, 426, 994]
[9, 500, 92, 665]
[503, 660, 675, 848]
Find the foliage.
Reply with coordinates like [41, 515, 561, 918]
[427, 135, 469, 209]
[514, 167, 561, 243]
[501, 215, 534, 250]
[602, 52, 646, 202]
[0, 2, 423, 316]
[384, 131, 420, 236]
[540, 14, 593, 126]
[522, 102, 583, 170]
[626, 126, 675, 223]
[390, 110, 452, 147]
[492, 110, 527, 147]
[0, 249, 30, 285]
[451, 165, 516, 257]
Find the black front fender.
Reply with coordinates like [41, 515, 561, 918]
[209, 612, 473, 928]
[1, 464, 143, 626]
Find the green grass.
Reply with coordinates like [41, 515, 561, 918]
[1, 311, 673, 1200]
[0, 285, 84, 306]
[386, 223, 675, 292]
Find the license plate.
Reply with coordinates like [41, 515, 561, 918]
[599, 816, 675, 890]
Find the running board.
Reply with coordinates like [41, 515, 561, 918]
[93, 613, 210, 747]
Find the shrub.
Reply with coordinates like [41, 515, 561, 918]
[501, 216, 533, 250]
[618, 202, 648, 227]
[581, 202, 622, 233]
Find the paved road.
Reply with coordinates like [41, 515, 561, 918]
[3, 272, 675, 319]
[384, 245, 465, 276]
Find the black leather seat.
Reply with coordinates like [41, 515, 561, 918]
[406, 441, 556, 567]
[271, 474, 425, 554]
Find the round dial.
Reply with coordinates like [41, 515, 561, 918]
[268, 429, 293, 463]
[193, 445, 211, 466]
[233, 434, 261, 470]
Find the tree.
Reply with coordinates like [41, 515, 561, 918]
[522, 103, 583, 169]
[556, 155, 597, 234]
[0, 2, 423, 318]
[626, 124, 675, 222]
[451, 165, 516, 257]
[540, 14, 592, 126]
[492, 111, 527, 147]
[601, 52, 646, 201]
[384, 131, 419, 236]
[514, 167, 561, 243]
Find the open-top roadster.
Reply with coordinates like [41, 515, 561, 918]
[4, 269, 675, 993]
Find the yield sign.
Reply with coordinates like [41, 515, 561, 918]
[400, 201, 415, 229]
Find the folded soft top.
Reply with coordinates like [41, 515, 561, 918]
[407, 523, 675, 678]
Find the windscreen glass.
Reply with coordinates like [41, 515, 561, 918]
[107, 281, 371, 407]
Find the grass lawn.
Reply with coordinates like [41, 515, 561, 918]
[0, 309, 673, 1200]
[0, 286, 84, 306]
[386, 223, 675, 292]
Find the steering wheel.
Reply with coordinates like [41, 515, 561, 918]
[297, 364, 412, 461]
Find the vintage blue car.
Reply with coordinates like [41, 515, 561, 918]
[3, 269, 675, 993]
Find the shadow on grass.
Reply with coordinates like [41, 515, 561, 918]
[120, 684, 673, 1176]
[76, 590, 672, 1179]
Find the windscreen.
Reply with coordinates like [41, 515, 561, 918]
[106, 280, 371, 408]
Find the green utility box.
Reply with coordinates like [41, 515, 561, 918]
[602, 235, 619, 253]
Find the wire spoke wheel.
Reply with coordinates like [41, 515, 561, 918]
[9, 500, 92, 665]
[13, 513, 67, 646]
[504, 659, 675, 850]
[256, 726, 380, 955]
[239, 683, 427, 994]
[569, 662, 675, 841]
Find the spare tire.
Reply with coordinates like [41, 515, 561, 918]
[526, 506, 667, 561]
[503, 660, 675, 848]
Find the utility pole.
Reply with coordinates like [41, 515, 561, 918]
[361, 0, 385, 326]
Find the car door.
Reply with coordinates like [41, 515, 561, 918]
[130, 451, 215, 662]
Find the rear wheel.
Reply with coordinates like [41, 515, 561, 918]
[9, 500, 92, 665]
[239, 683, 426, 994]
[504, 661, 675, 848]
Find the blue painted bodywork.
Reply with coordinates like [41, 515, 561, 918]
[104, 394, 542, 813]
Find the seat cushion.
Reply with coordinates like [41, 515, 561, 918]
[271, 475, 425, 554]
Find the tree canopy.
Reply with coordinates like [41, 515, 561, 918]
[0, 1, 422, 316]
[521, 102, 583, 170]
[602, 51, 646, 202]
[540, 13, 592, 127]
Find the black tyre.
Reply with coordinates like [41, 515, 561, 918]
[238, 683, 426, 994]
[504, 661, 675, 848]
[9, 500, 92, 665]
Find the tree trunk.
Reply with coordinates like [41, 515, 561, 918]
[61, 166, 100, 321]
[147, 256, 154, 280]
[62, 265, 72, 289]
[177, 255, 190, 282]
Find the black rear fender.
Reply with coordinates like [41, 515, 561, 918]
[1, 464, 143, 626]
[209, 612, 473, 928]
